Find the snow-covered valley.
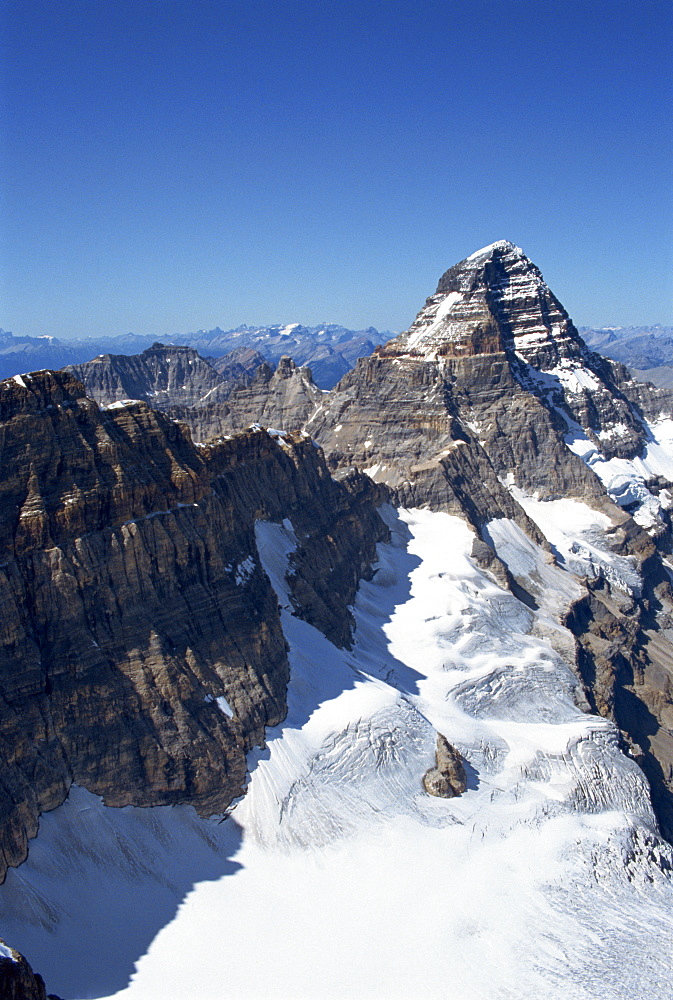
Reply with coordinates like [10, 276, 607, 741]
[2, 505, 672, 999]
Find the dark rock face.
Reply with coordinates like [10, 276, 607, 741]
[0, 369, 386, 883]
[167, 356, 324, 442]
[423, 735, 467, 798]
[564, 551, 673, 840]
[0, 938, 61, 1000]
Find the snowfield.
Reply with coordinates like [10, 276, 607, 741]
[1, 508, 672, 999]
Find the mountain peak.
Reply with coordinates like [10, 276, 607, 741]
[462, 238, 523, 262]
[436, 239, 539, 296]
[379, 241, 581, 366]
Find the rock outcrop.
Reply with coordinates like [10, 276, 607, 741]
[0, 939, 61, 1000]
[0, 369, 386, 882]
[166, 356, 324, 442]
[423, 735, 467, 798]
[69, 346, 324, 444]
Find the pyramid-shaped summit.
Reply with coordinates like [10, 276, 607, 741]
[310, 241, 664, 521]
[380, 239, 588, 369]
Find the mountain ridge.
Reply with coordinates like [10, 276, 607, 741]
[0, 323, 391, 391]
[2, 243, 673, 997]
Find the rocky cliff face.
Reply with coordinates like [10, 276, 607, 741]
[0, 939, 61, 1000]
[0, 369, 385, 883]
[166, 356, 324, 442]
[69, 346, 323, 444]
[66, 343, 225, 409]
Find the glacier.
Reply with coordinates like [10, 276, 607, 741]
[1, 504, 672, 999]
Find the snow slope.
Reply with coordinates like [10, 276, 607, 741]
[0, 508, 672, 999]
[565, 415, 673, 529]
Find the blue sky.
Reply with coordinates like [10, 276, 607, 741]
[1, 0, 671, 338]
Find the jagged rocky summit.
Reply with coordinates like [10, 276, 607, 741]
[311, 240, 671, 514]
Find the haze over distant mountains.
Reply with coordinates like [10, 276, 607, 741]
[581, 326, 673, 388]
[0, 323, 391, 391]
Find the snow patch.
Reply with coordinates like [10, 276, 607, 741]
[216, 696, 234, 719]
[406, 291, 463, 350]
[363, 463, 383, 479]
[465, 239, 521, 261]
[234, 556, 255, 586]
[104, 399, 142, 410]
[434, 290, 463, 320]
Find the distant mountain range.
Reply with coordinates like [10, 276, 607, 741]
[176, 323, 389, 388]
[0, 323, 393, 390]
[580, 325, 673, 388]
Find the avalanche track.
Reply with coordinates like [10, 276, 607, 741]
[1, 506, 672, 999]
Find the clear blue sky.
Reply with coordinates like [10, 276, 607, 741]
[1, 0, 671, 338]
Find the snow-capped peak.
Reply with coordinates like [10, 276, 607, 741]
[465, 239, 523, 261]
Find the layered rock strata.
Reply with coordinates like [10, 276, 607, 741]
[0, 370, 386, 882]
[166, 356, 323, 442]
[310, 241, 661, 507]
[66, 343, 225, 410]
